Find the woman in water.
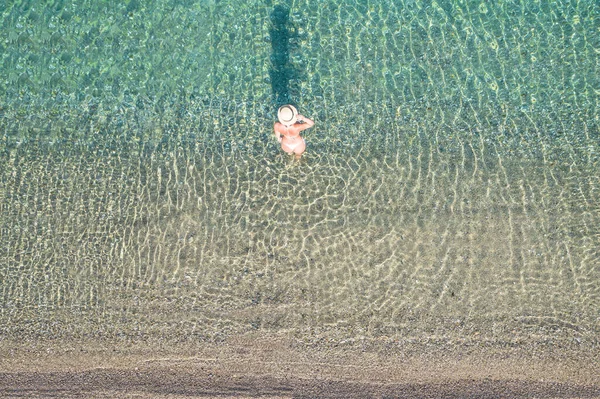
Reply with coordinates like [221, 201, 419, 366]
[274, 104, 315, 159]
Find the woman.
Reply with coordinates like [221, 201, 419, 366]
[274, 104, 315, 159]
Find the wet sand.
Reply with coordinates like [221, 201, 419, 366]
[2, 336, 599, 398]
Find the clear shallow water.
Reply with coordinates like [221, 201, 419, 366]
[0, 0, 599, 351]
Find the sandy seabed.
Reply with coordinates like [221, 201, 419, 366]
[2, 0, 599, 397]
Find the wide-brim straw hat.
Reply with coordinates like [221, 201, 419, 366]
[277, 104, 298, 126]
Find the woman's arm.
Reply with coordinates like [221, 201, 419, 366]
[296, 114, 315, 129]
[274, 122, 283, 142]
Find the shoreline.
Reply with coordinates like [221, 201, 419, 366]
[1, 336, 599, 398]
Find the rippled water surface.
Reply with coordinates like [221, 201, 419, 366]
[1, 0, 599, 352]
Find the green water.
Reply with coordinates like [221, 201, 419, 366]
[1, 0, 598, 351]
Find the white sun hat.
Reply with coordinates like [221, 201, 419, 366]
[277, 104, 298, 126]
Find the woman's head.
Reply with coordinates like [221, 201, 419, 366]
[277, 104, 298, 126]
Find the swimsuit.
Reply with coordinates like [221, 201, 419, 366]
[281, 136, 305, 153]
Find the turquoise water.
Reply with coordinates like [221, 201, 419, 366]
[1, 0, 599, 351]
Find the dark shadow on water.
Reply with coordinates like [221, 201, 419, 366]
[269, 4, 302, 109]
